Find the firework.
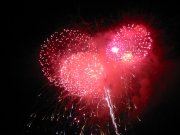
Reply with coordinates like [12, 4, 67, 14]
[59, 52, 104, 98]
[39, 29, 101, 98]
[106, 24, 152, 63]
[30, 23, 153, 135]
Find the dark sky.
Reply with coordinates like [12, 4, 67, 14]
[7, 0, 180, 135]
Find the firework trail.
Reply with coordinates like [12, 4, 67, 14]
[104, 86, 120, 135]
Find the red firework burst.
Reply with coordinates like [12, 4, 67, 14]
[59, 52, 105, 98]
[106, 24, 152, 63]
[39, 29, 100, 95]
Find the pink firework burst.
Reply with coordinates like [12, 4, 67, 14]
[59, 52, 105, 98]
[39, 28, 104, 99]
[106, 24, 152, 63]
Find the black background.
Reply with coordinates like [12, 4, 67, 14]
[7, 0, 180, 134]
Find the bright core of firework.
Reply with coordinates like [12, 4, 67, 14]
[111, 46, 119, 53]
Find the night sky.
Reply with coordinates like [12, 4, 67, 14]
[7, 0, 180, 135]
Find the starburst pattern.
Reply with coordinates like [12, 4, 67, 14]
[106, 24, 152, 63]
[59, 52, 104, 98]
[39, 29, 98, 97]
